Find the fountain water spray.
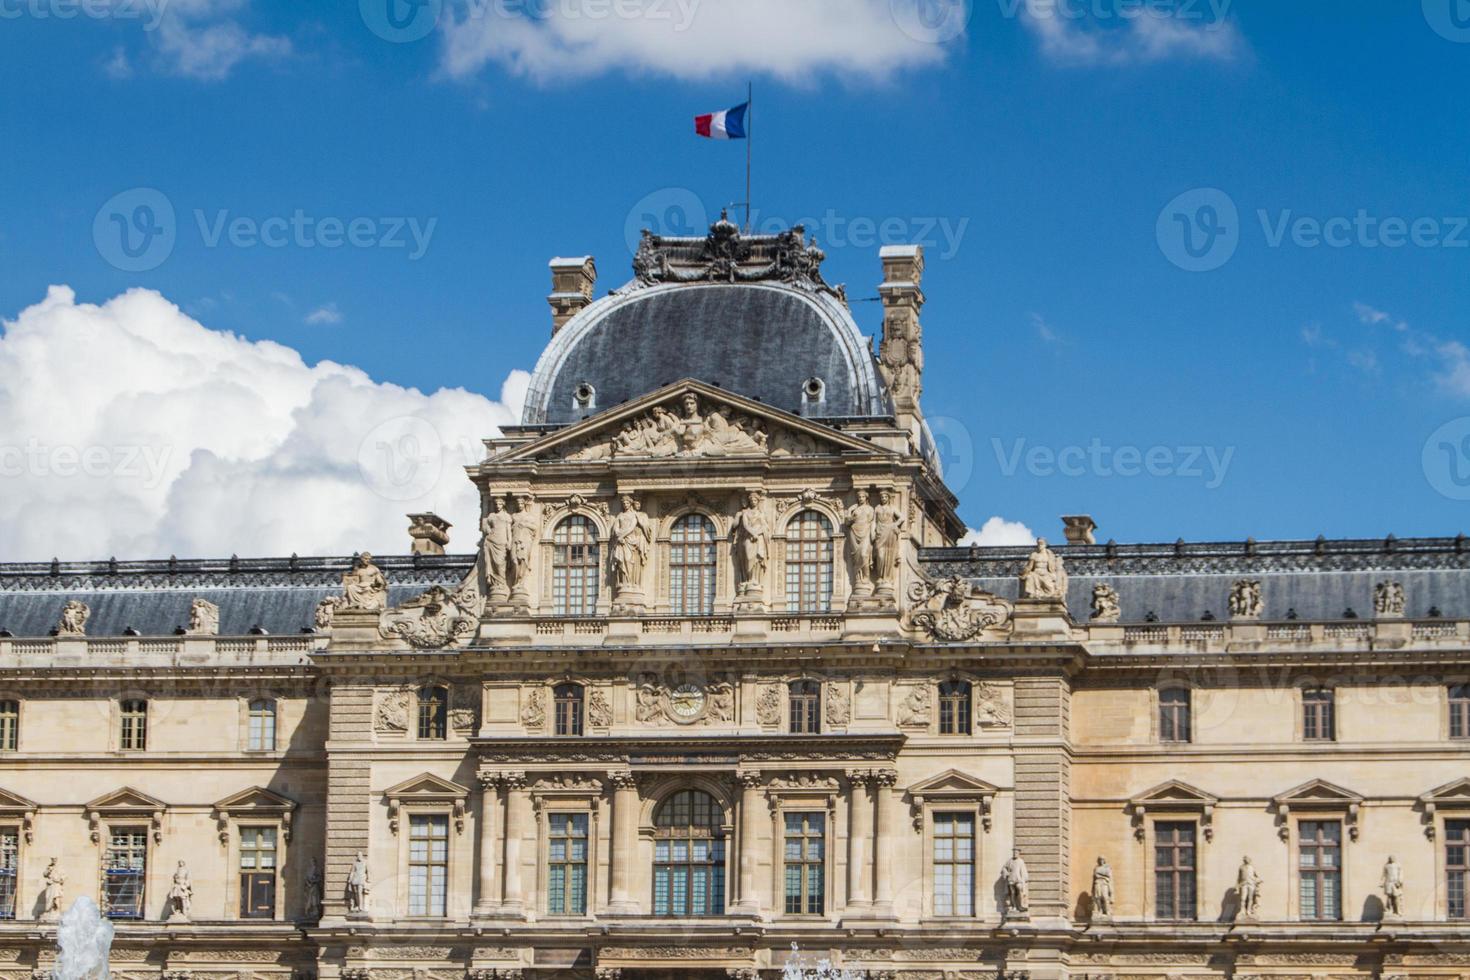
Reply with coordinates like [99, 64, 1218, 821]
[781, 943, 866, 980]
[53, 897, 114, 980]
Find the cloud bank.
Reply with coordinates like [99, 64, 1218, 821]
[1018, 0, 1244, 67]
[960, 516, 1037, 547]
[0, 286, 527, 560]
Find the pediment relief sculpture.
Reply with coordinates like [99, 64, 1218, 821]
[560, 392, 825, 461]
[905, 574, 1014, 642]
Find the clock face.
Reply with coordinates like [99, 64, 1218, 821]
[669, 683, 705, 719]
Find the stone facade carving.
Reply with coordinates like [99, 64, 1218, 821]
[39, 858, 63, 921]
[1382, 854, 1405, 917]
[304, 858, 323, 921]
[897, 684, 932, 729]
[824, 683, 850, 728]
[1002, 848, 1029, 915]
[879, 303, 923, 405]
[314, 596, 342, 631]
[632, 673, 732, 726]
[844, 489, 877, 598]
[755, 684, 783, 727]
[1091, 584, 1121, 623]
[974, 682, 1013, 728]
[587, 688, 612, 729]
[346, 851, 371, 914]
[565, 392, 820, 461]
[375, 687, 412, 733]
[186, 597, 219, 636]
[1235, 855, 1262, 920]
[479, 495, 513, 602]
[1090, 856, 1114, 918]
[509, 495, 539, 603]
[609, 493, 653, 606]
[906, 575, 1013, 641]
[872, 489, 904, 598]
[1376, 580, 1406, 618]
[450, 685, 480, 732]
[733, 490, 770, 599]
[342, 553, 388, 611]
[520, 687, 546, 733]
[1019, 539, 1067, 601]
[629, 215, 840, 297]
[166, 860, 193, 920]
[382, 585, 478, 649]
[1229, 579, 1264, 620]
[57, 599, 89, 637]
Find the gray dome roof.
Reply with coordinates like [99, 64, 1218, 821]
[523, 221, 891, 425]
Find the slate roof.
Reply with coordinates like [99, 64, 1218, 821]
[920, 536, 1470, 624]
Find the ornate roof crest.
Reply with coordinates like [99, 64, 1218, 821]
[629, 211, 844, 300]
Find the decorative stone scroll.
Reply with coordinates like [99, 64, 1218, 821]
[905, 575, 1014, 641]
[629, 213, 841, 298]
[632, 673, 733, 726]
[380, 584, 480, 649]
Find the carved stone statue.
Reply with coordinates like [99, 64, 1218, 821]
[1235, 855, 1262, 920]
[897, 684, 932, 728]
[480, 495, 513, 601]
[1382, 855, 1404, 918]
[1229, 580, 1264, 620]
[1019, 539, 1068, 601]
[382, 584, 478, 649]
[342, 553, 387, 611]
[905, 575, 1014, 642]
[57, 599, 89, 637]
[1091, 584, 1121, 624]
[186, 597, 219, 636]
[1375, 581, 1406, 619]
[733, 490, 770, 597]
[166, 860, 192, 920]
[346, 851, 370, 914]
[509, 495, 539, 601]
[314, 596, 343, 631]
[872, 488, 904, 596]
[1091, 856, 1114, 918]
[1002, 848, 1029, 915]
[756, 685, 782, 727]
[39, 858, 64, 921]
[305, 858, 323, 921]
[844, 489, 876, 597]
[609, 493, 654, 600]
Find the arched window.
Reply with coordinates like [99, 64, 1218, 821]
[784, 511, 834, 613]
[938, 680, 972, 735]
[0, 700, 16, 752]
[653, 790, 726, 917]
[247, 698, 276, 751]
[554, 683, 584, 737]
[553, 516, 601, 617]
[789, 680, 821, 734]
[417, 685, 447, 740]
[670, 514, 717, 616]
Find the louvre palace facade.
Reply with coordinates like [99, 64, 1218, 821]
[1, 214, 1469, 980]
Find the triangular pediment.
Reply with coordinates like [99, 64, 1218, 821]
[1273, 778, 1364, 807]
[907, 769, 1000, 798]
[500, 380, 887, 464]
[383, 773, 470, 802]
[1421, 777, 1470, 805]
[0, 788, 37, 813]
[85, 787, 166, 812]
[1131, 780, 1220, 808]
[212, 786, 297, 814]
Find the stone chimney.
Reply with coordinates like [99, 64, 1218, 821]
[548, 256, 597, 335]
[407, 513, 451, 556]
[1062, 515, 1097, 546]
[877, 245, 925, 433]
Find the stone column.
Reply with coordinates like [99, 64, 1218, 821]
[845, 771, 872, 909]
[607, 771, 640, 915]
[472, 773, 501, 916]
[870, 769, 898, 917]
[499, 772, 529, 915]
[733, 770, 763, 916]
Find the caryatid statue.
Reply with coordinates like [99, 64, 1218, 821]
[733, 490, 770, 597]
[843, 488, 876, 597]
[872, 488, 904, 596]
[342, 553, 388, 611]
[509, 494, 539, 601]
[346, 851, 371, 914]
[1235, 855, 1262, 920]
[479, 494, 513, 601]
[1020, 538, 1068, 601]
[1002, 847, 1029, 914]
[1382, 855, 1405, 917]
[1091, 855, 1114, 917]
[609, 493, 654, 599]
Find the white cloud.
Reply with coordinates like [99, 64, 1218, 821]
[153, 11, 291, 81]
[1349, 302, 1470, 399]
[1030, 312, 1063, 345]
[0, 286, 528, 560]
[959, 516, 1036, 547]
[305, 303, 343, 325]
[439, 0, 953, 84]
[1019, 0, 1243, 67]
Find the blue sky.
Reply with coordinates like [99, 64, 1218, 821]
[1, 0, 1468, 558]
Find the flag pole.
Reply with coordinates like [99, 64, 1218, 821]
[744, 80, 752, 233]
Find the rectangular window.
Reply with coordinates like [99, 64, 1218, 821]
[1451, 686, 1470, 740]
[120, 699, 147, 750]
[0, 701, 17, 752]
[239, 826, 277, 918]
[1298, 820, 1342, 920]
[1159, 688, 1192, 743]
[0, 829, 16, 920]
[417, 687, 447, 740]
[1302, 689, 1335, 741]
[546, 812, 588, 915]
[783, 812, 826, 915]
[408, 814, 449, 916]
[932, 812, 975, 916]
[1449, 819, 1470, 919]
[788, 683, 820, 734]
[104, 828, 148, 919]
[1154, 821, 1197, 920]
[938, 682, 971, 736]
[247, 699, 276, 751]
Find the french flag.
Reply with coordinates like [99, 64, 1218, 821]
[694, 101, 749, 140]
